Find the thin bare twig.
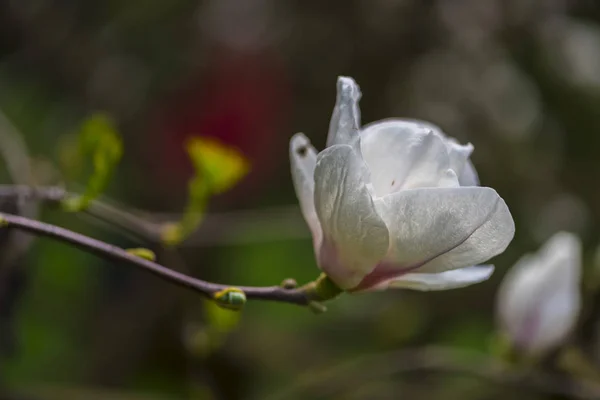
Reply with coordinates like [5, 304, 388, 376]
[0, 117, 40, 269]
[0, 185, 311, 246]
[0, 185, 160, 242]
[0, 211, 313, 306]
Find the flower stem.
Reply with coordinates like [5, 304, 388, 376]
[302, 273, 344, 302]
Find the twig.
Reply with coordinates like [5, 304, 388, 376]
[0, 117, 40, 271]
[265, 346, 600, 400]
[0, 185, 311, 246]
[0, 211, 313, 306]
[0, 185, 160, 242]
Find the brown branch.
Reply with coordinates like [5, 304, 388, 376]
[0, 185, 160, 243]
[0, 211, 313, 306]
[0, 185, 311, 246]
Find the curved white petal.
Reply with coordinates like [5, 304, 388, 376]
[536, 232, 582, 284]
[375, 187, 515, 274]
[446, 140, 474, 181]
[496, 253, 543, 349]
[361, 118, 480, 187]
[444, 136, 479, 186]
[386, 265, 494, 291]
[530, 286, 580, 353]
[362, 118, 444, 136]
[326, 76, 362, 148]
[459, 161, 480, 186]
[360, 122, 459, 196]
[290, 133, 322, 246]
[313, 144, 390, 289]
[497, 231, 581, 354]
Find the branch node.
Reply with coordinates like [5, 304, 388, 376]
[125, 248, 157, 262]
[280, 278, 298, 289]
[213, 287, 246, 311]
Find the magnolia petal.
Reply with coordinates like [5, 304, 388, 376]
[360, 122, 459, 196]
[536, 231, 582, 284]
[290, 133, 322, 245]
[497, 231, 581, 354]
[385, 265, 494, 291]
[362, 118, 444, 136]
[361, 118, 479, 187]
[530, 286, 580, 354]
[446, 140, 473, 178]
[313, 144, 390, 289]
[376, 187, 515, 274]
[444, 137, 479, 186]
[496, 253, 543, 350]
[326, 76, 362, 148]
[459, 161, 480, 186]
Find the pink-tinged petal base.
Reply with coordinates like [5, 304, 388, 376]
[349, 262, 495, 293]
[348, 236, 477, 293]
[318, 237, 372, 290]
[313, 145, 390, 289]
[513, 307, 542, 352]
[350, 262, 421, 292]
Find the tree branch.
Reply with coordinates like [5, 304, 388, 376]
[0, 211, 314, 307]
[0, 185, 312, 247]
[0, 185, 160, 243]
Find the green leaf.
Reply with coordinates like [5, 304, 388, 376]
[161, 137, 249, 246]
[186, 137, 250, 194]
[62, 113, 123, 212]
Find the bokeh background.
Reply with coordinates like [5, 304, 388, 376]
[1, 0, 600, 399]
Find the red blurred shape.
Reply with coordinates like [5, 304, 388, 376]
[152, 48, 290, 203]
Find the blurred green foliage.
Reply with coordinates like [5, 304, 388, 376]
[162, 137, 249, 247]
[0, 1, 600, 399]
[61, 113, 123, 212]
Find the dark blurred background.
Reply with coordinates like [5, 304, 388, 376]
[1, 0, 600, 399]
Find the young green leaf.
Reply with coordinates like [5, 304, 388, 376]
[186, 137, 250, 195]
[161, 137, 249, 246]
[62, 114, 123, 212]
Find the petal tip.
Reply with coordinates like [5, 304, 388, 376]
[478, 264, 496, 279]
[547, 231, 581, 251]
[337, 76, 361, 101]
[290, 132, 314, 156]
[290, 132, 309, 147]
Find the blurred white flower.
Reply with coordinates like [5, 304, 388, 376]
[290, 76, 515, 292]
[497, 232, 582, 355]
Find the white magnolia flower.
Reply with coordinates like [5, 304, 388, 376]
[290, 76, 515, 292]
[497, 232, 582, 355]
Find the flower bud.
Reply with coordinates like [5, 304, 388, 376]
[497, 232, 582, 355]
